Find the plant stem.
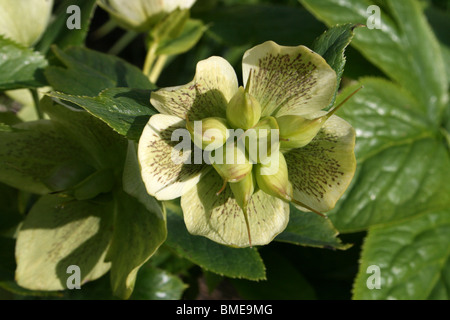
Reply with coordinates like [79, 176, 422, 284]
[108, 30, 138, 55]
[143, 42, 158, 77]
[30, 89, 43, 120]
[92, 19, 117, 40]
[149, 54, 169, 84]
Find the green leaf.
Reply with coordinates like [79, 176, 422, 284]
[231, 249, 316, 300]
[130, 266, 186, 300]
[42, 99, 128, 170]
[300, 0, 448, 124]
[353, 209, 450, 300]
[329, 79, 450, 232]
[428, 257, 450, 300]
[0, 281, 63, 298]
[0, 120, 87, 194]
[156, 19, 207, 56]
[312, 23, 358, 108]
[35, 0, 97, 54]
[441, 45, 450, 87]
[165, 203, 266, 281]
[0, 123, 12, 132]
[337, 78, 432, 162]
[150, 9, 190, 44]
[15, 195, 114, 291]
[45, 46, 154, 97]
[198, 4, 325, 47]
[106, 191, 166, 299]
[425, 4, 450, 85]
[48, 88, 157, 141]
[0, 106, 21, 125]
[123, 141, 163, 218]
[275, 204, 350, 250]
[0, 183, 22, 235]
[0, 35, 48, 90]
[0, 236, 15, 282]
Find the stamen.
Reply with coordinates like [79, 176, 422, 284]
[244, 69, 253, 93]
[327, 86, 363, 118]
[291, 198, 327, 219]
[216, 179, 228, 196]
[185, 114, 193, 131]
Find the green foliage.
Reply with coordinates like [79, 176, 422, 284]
[276, 204, 351, 250]
[301, 0, 450, 300]
[165, 203, 266, 281]
[312, 23, 358, 108]
[106, 191, 166, 299]
[0, 120, 87, 194]
[0, 36, 48, 90]
[300, 0, 448, 124]
[15, 195, 114, 291]
[36, 0, 97, 54]
[156, 19, 208, 56]
[0, 0, 447, 300]
[231, 249, 316, 299]
[196, 4, 325, 47]
[45, 46, 154, 96]
[130, 266, 187, 300]
[353, 210, 450, 299]
[49, 88, 157, 141]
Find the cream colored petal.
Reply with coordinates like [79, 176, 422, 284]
[98, 0, 196, 31]
[181, 170, 290, 248]
[242, 41, 336, 117]
[151, 56, 239, 120]
[284, 115, 356, 212]
[138, 114, 209, 201]
[162, 0, 196, 12]
[0, 0, 53, 46]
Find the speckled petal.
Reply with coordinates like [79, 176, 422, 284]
[150, 56, 239, 120]
[138, 114, 209, 201]
[284, 115, 356, 212]
[181, 170, 289, 247]
[242, 41, 336, 117]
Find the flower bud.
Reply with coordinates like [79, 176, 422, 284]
[277, 86, 364, 150]
[209, 143, 252, 183]
[255, 152, 292, 202]
[186, 117, 229, 150]
[0, 0, 53, 46]
[229, 171, 255, 246]
[229, 170, 255, 212]
[245, 116, 279, 164]
[226, 87, 261, 130]
[277, 115, 325, 149]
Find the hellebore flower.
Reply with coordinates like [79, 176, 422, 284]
[0, 0, 53, 46]
[97, 0, 196, 32]
[138, 41, 356, 247]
